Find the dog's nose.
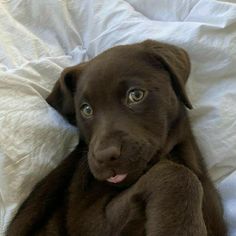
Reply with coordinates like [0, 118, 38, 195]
[94, 146, 120, 164]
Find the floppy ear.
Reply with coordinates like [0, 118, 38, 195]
[143, 40, 192, 109]
[46, 63, 86, 125]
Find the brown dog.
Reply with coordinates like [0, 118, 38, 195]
[7, 40, 227, 236]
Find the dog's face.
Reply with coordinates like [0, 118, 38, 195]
[47, 40, 191, 186]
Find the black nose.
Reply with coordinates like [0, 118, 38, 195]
[94, 146, 120, 164]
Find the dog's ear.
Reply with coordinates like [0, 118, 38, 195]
[143, 40, 192, 109]
[46, 63, 86, 125]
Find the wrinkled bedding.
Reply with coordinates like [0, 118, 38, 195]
[0, 0, 236, 235]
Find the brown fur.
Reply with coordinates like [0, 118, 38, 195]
[7, 40, 227, 236]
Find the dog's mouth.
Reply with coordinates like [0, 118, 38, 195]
[106, 173, 128, 184]
[88, 139, 159, 186]
[90, 164, 147, 187]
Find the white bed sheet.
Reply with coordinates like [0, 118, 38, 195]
[0, 0, 235, 234]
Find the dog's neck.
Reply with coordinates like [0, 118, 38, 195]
[154, 107, 205, 179]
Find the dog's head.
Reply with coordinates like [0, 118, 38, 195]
[47, 40, 191, 186]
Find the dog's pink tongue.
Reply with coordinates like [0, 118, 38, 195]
[107, 174, 127, 183]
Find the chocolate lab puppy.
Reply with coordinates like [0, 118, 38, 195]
[7, 40, 227, 236]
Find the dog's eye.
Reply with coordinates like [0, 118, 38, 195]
[80, 103, 93, 118]
[127, 89, 146, 104]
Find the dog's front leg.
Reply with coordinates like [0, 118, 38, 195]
[106, 160, 207, 236]
[142, 160, 207, 236]
[105, 185, 146, 236]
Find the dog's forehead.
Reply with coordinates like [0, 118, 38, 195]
[78, 45, 158, 93]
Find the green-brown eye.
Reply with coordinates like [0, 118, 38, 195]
[127, 88, 146, 104]
[80, 103, 93, 118]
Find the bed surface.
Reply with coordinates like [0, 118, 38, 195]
[0, 0, 236, 235]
